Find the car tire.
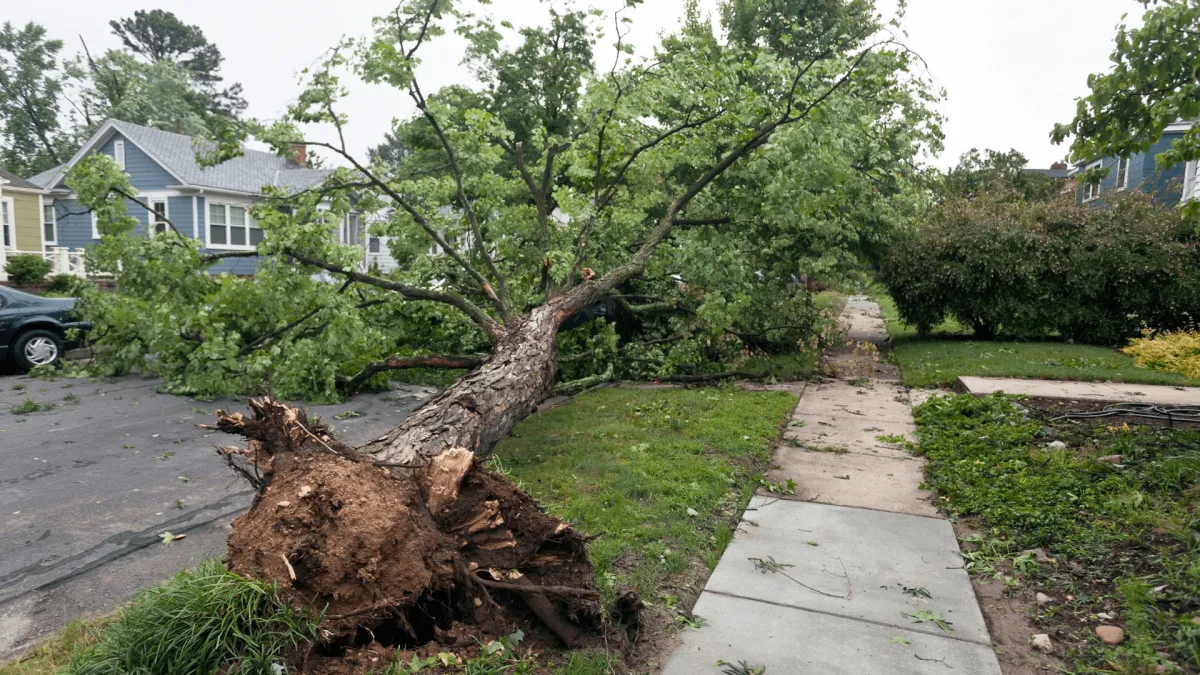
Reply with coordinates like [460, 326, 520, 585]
[12, 329, 63, 371]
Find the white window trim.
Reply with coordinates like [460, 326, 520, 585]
[205, 200, 260, 251]
[141, 191, 171, 235]
[1185, 160, 1199, 204]
[113, 140, 126, 170]
[1116, 157, 1131, 192]
[91, 210, 99, 239]
[1083, 160, 1104, 202]
[40, 195, 56, 245]
[0, 196, 15, 250]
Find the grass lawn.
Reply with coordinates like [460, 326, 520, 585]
[3, 386, 797, 675]
[494, 385, 798, 606]
[913, 394, 1200, 672]
[875, 294, 1200, 388]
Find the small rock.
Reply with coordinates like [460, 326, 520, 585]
[298, 485, 312, 498]
[1096, 612, 1114, 620]
[276, 500, 291, 507]
[1046, 441, 1066, 450]
[1030, 634, 1054, 654]
[1095, 625, 1125, 645]
[1022, 548, 1053, 563]
[1036, 592, 1053, 606]
[1097, 454, 1123, 464]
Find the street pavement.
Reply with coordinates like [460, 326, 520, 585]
[0, 373, 432, 659]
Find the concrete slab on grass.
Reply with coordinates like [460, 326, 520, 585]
[770, 449, 937, 518]
[661, 591, 1002, 675]
[708, 498, 982, 642]
[957, 376, 1200, 406]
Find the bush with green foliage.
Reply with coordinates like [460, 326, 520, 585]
[63, 559, 317, 675]
[46, 272, 86, 296]
[880, 192, 1200, 343]
[4, 254, 52, 286]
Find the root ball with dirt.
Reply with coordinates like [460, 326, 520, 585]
[210, 398, 634, 666]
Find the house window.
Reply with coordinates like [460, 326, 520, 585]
[43, 203, 56, 243]
[113, 140, 126, 170]
[1116, 157, 1130, 191]
[149, 199, 169, 234]
[1, 198, 13, 249]
[1083, 181, 1100, 201]
[343, 213, 360, 245]
[369, 237, 381, 253]
[208, 202, 261, 249]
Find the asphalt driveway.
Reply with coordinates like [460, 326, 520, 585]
[0, 373, 431, 659]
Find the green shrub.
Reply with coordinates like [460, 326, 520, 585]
[4, 254, 53, 287]
[63, 559, 318, 675]
[47, 273, 85, 295]
[880, 192, 1200, 344]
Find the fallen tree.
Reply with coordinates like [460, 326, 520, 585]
[69, 0, 940, 663]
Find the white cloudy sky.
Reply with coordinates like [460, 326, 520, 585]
[10, 0, 1143, 169]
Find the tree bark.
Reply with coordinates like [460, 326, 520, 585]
[360, 288, 597, 466]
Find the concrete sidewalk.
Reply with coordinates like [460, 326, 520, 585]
[958, 375, 1200, 405]
[662, 297, 1000, 674]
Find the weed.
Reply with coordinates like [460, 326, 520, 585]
[174, 500, 185, 510]
[332, 410, 361, 420]
[11, 398, 42, 415]
[759, 477, 797, 495]
[806, 444, 849, 454]
[903, 609, 954, 636]
[154, 452, 174, 461]
[875, 434, 907, 444]
[12, 384, 26, 391]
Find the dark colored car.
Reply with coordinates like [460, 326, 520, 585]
[0, 286, 91, 371]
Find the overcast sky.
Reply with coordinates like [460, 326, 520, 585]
[10, 0, 1143, 169]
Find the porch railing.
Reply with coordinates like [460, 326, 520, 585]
[0, 246, 88, 282]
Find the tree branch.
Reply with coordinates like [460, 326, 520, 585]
[341, 353, 485, 394]
[286, 250, 503, 342]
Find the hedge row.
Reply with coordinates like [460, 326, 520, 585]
[880, 193, 1200, 344]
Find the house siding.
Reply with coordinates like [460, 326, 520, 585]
[102, 133, 176, 191]
[7, 191, 43, 251]
[1077, 131, 1186, 206]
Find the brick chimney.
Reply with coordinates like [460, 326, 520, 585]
[1051, 161, 1067, 170]
[289, 143, 308, 167]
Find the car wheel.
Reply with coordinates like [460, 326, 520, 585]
[12, 329, 63, 371]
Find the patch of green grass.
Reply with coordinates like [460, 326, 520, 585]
[741, 350, 820, 381]
[875, 294, 1200, 388]
[58, 559, 317, 675]
[493, 386, 797, 608]
[914, 393, 1200, 671]
[0, 620, 101, 675]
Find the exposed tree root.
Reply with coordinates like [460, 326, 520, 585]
[212, 398, 631, 668]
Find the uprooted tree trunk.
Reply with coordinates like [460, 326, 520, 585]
[210, 289, 636, 665]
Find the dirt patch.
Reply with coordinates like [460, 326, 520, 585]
[213, 398, 633, 674]
[954, 523, 1062, 675]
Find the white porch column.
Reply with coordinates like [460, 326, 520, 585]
[52, 247, 69, 275]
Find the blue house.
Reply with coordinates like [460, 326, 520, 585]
[1071, 122, 1191, 206]
[27, 119, 353, 275]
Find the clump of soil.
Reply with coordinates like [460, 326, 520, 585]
[212, 398, 633, 673]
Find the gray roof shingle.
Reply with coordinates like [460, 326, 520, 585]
[0, 167, 46, 191]
[29, 119, 331, 195]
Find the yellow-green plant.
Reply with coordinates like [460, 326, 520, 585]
[1123, 330, 1200, 379]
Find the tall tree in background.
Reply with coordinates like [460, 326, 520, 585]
[0, 22, 70, 175]
[1052, 0, 1200, 169]
[109, 9, 247, 118]
[940, 149, 1062, 202]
